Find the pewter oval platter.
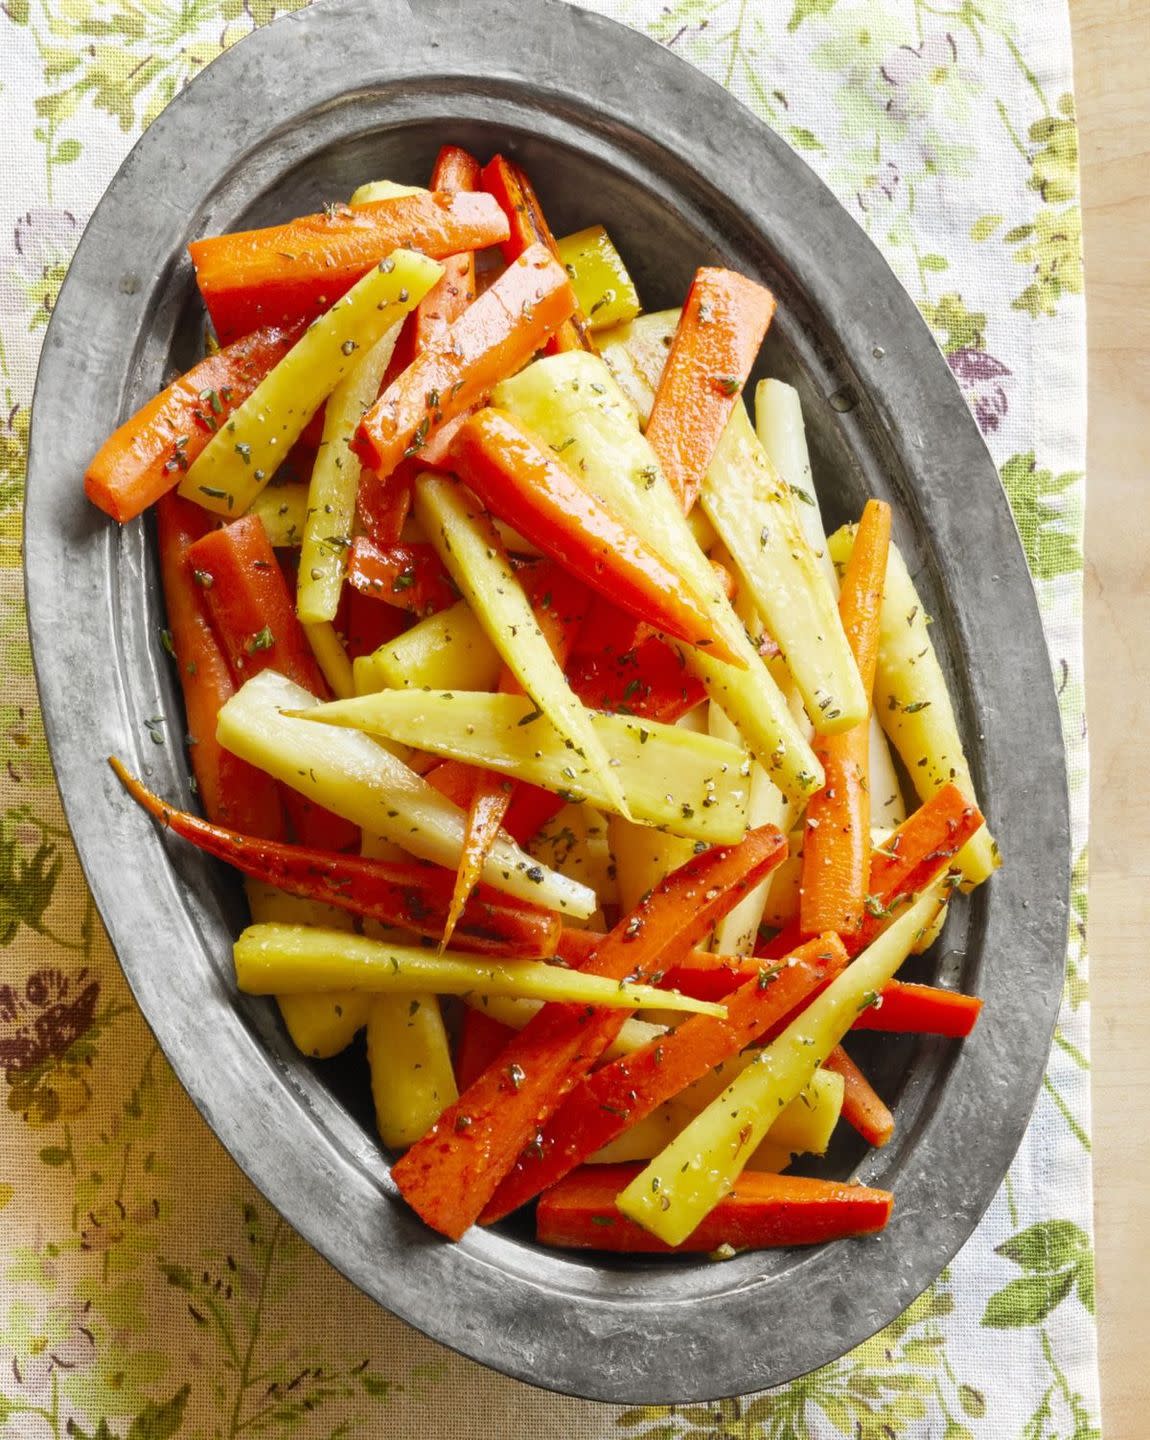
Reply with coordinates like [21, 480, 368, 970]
[24, 0, 1069, 1404]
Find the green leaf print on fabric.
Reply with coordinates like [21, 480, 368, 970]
[156, 1200, 397, 1437]
[983, 1221, 1094, 1327]
[614, 1276, 984, 1439]
[66, 1384, 190, 1440]
[999, 452, 1084, 580]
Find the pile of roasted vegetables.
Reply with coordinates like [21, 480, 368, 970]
[87, 145, 997, 1255]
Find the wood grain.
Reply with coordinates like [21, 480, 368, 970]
[1071, 0, 1150, 1435]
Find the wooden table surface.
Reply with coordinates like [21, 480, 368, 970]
[1072, 0, 1150, 1436]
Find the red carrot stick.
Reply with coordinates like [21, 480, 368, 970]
[536, 1165, 893, 1252]
[644, 267, 776, 512]
[851, 981, 982, 1038]
[455, 1009, 517, 1091]
[86, 326, 300, 523]
[345, 537, 459, 618]
[154, 493, 287, 840]
[482, 935, 847, 1221]
[185, 513, 329, 694]
[479, 154, 593, 354]
[390, 826, 788, 1239]
[184, 514, 359, 851]
[108, 759, 561, 959]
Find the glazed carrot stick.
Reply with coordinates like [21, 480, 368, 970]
[799, 499, 892, 937]
[85, 326, 301, 523]
[759, 781, 983, 961]
[345, 537, 459, 618]
[438, 561, 589, 947]
[851, 981, 982, 1037]
[189, 190, 510, 343]
[352, 245, 577, 477]
[536, 1164, 893, 1252]
[481, 935, 847, 1221]
[644, 268, 777, 512]
[107, 759, 561, 959]
[154, 493, 286, 839]
[480, 154, 593, 354]
[185, 513, 359, 851]
[655, 947, 982, 1039]
[455, 1009, 516, 1091]
[566, 635, 707, 723]
[411, 147, 482, 353]
[360, 147, 484, 541]
[824, 1045, 895, 1147]
[391, 826, 788, 1239]
[449, 408, 741, 663]
[185, 514, 329, 695]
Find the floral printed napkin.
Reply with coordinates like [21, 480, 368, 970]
[0, 1, 1095, 1436]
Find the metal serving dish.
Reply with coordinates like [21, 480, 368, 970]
[24, 0, 1068, 1404]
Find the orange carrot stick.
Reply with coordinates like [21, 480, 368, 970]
[449, 408, 742, 664]
[760, 781, 982, 962]
[189, 190, 510, 344]
[154, 493, 287, 839]
[482, 935, 847, 1221]
[391, 826, 788, 1239]
[360, 147, 483, 541]
[480, 154, 593, 355]
[86, 326, 300, 523]
[352, 245, 576, 477]
[536, 1164, 894, 1252]
[799, 499, 892, 937]
[824, 1045, 895, 1147]
[644, 267, 776, 512]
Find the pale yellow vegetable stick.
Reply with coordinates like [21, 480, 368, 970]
[290, 689, 750, 842]
[617, 883, 946, 1244]
[233, 925, 727, 1016]
[493, 354, 822, 801]
[529, 804, 618, 907]
[828, 526, 999, 887]
[609, 814, 698, 914]
[217, 669, 596, 916]
[590, 1068, 844, 1165]
[352, 655, 385, 697]
[180, 249, 442, 516]
[297, 327, 401, 623]
[754, 378, 906, 828]
[372, 598, 502, 692]
[708, 701, 793, 956]
[303, 622, 355, 699]
[367, 994, 458, 1149]
[348, 180, 426, 204]
[414, 473, 632, 819]
[702, 405, 866, 732]
[244, 880, 371, 1060]
[249, 482, 309, 546]
[596, 307, 680, 425]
